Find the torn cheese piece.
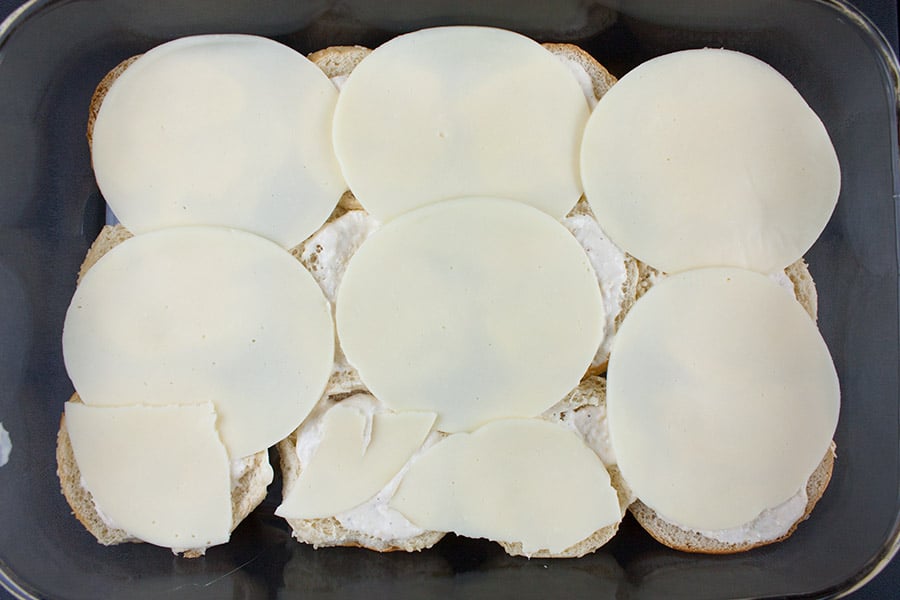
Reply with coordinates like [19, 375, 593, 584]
[275, 399, 435, 519]
[335, 197, 604, 433]
[65, 401, 231, 550]
[333, 26, 589, 221]
[581, 48, 840, 274]
[91, 34, 345, 248]
[390, 418, 621, 555]
[606, 267, 839, 531]
[62, 226, 334, 459]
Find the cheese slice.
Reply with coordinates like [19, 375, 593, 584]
[62, 226, 335, 459]
[390, 418, 621, 555]
[91, 34, 345, 248]
[333, 26, 589, 221]
[65, 401, 231, 550]
[580, 48, 840, 274]
[275, 400, 436, 519]
[606, 267, 839, 531]
[335, 197, 604, 433]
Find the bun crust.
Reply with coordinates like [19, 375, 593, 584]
[628, 443, 835, 554]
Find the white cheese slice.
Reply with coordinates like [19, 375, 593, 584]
[606, 267, 839, 531]
[275, 399, 435, 519]
[62, 226, 334, 459]
[92, 34, 345, 248]
[335, 197, 604, 433]
[390, 418, 621, 555]
[65, 401, 231, 550]
[580, 48, 840, 274]
[333, 26, 589, 221]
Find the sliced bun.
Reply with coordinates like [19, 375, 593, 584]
[307, 45, 372, 79]
[628, 443, 835, 554]
[276, 387, 445, 552]
[626, 257, 818, 327]
[59, 226, 274, 556]
[499, 376, 630, 558]
[784, 258, 818, 321]
[276, 426, 446, 553]
[56, 394, 272, 557]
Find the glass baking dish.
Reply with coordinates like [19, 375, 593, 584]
[0, 0, 897, 598]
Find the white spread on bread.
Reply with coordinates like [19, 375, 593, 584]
[336, 197, 604, 433]
[652, 268, 807, 309]
[300, 210, 380, 305]
[304, 209, 627, 377]
[62, 227, 335, 460]
[297, 211, 381, 387]
[562, 214, 627, 367]
[330, 75, 349, 90]
[606, 268, 839, 531]
[276, 395, 435, 519]
[580, 48, 840, 274]
[65, 402, 232, 550]
[81, 453, 263, 531]
[769, 269, 796, 296]
[230, 455, 269, 490]
[82, 477, 120, 530]
[91, 34, 346, 248]
[557, 58, 600, 108]
[544, 398, 615, 467]
[333, 26, 589, 221]
[390, 418, 621, 555]
[693, 487, 808, 544]
[0, 422, 9, 467]
[286, 394, 435, 540]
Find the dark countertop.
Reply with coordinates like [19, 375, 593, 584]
[0, 0, 896, 598]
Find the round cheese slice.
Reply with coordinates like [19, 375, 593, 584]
[333, 26, 590, 221]
[65, 401, 232, 551]
[390, 418, 622, 555]
[63, 226, 335, 459]
[335, 197, 604, 433]
[91, 34, 345, 248]
[581, 48, 840, 274]
[606, 267, 839, 531]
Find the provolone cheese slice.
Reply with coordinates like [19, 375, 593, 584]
[63, 226, 334, 459]
[581, 48, 840, 274]
[333, 26, 589, 221]
[92, 35, 345, 248]
[390, 418, 621, 555]
[65, 401, 231, 549]
[275, 400, 436, 519]
[606, 268, 839, 531]
[335, 197, 604, 432]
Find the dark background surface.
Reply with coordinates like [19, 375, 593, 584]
[0, 0, 896, 598]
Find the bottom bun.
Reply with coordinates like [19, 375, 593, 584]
[628, 443, 836, 554]
[56, 393, 272, 557]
